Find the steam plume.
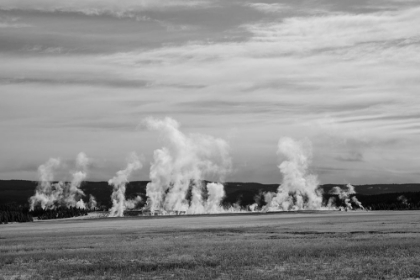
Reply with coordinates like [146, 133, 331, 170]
[397, 195, 408, 205]
[263, 138, 323, 211]
[29, 158, 61, 210]
[125, 196, 143, 210]
[143, 117, 230, 214]
[108, 153, 142, 217]
[65, 152, 89, 208]
[88, 194, 97, 210]
[329, 184, 364, 210]
[29, 153, 93, 210]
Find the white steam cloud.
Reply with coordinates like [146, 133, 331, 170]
[65, 152, 89, 209]
[88, 194, 97, 210]
[263, 138, 323, 211]
[143, 117, 231, 215]
[258, 138, 364, 212]
[397, 195, 408, 205]
[29, 152, 95, 210]
[328, 184, 364, 210]
[108, 153, 142, 217]
[125, 195, 143, 210]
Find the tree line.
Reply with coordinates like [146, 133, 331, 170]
[0, 204, 33, 224]
[0, 204, 90, 224]
[357, 192, 420, 210]
[30, 206, 89, 220]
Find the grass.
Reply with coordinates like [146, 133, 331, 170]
[1, 211, 420, 279]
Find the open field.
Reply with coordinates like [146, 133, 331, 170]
[1, 211, 420, 280]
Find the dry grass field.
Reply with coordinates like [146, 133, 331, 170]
[1, 211, 420, 280]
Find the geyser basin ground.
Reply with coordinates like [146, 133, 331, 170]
[1, 211, 420, 280]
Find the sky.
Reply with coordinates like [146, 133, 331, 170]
[1, 0, 420, 184]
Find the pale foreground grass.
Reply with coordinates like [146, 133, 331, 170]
[0, 211, 420, 280]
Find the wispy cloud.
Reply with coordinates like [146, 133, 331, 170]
[0, 0, 214, 15]
[335, 152, 364, 162]
[245, 3, 290, 13]
[0, 15, 31, 28]
[0, 22, 31, 28]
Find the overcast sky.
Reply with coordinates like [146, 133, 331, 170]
[1, 0, 420, 184]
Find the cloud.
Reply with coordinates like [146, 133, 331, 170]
[245, 3, 290, 13]
[0, 53, 152, 89]
[102, 6, 420, 79]
[0, 15, 31, 28]
[0, 0, 213, 11]
[0, 22, 31, 28]
[335, 152, 364, 162]
[0, 0, 214, 19]
[244, 7, 420, 54]
[4, 5, 420, 133]
[0, 76, 150, 88]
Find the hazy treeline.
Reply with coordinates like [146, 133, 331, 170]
[30, 206, 89, 220]
[357, 192, 420, 210]
[0, 204, 92, 224]
[0, 204, 33, 224]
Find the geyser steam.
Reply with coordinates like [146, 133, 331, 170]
[108, 153, 142, 217]
[29, 152, 94, 210]
[257, 137, 364, 212]
[328, 184, 364, 210]
[263, 137, 323, 211]
[143, 117, 231, 214]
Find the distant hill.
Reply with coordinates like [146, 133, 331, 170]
[1, 180, 420, 208]
[0, 180, 38, 205]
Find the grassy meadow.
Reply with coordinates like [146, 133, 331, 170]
[1, 211, 420, 280]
